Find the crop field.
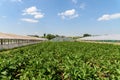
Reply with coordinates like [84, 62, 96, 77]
[0, 42, 120, 80]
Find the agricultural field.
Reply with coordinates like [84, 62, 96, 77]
[0, 42, 120, 80]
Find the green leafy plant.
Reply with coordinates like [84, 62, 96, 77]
[0, 42, 120, 79]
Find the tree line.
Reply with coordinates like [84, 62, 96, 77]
[28, 33, 91, 40]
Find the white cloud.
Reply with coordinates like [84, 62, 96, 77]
[98, 13, 120, 21]
[72, 0, 77, 4]
[22, 6, 44, 19]
[79, 3, 86, 10]
[33, 12, 44, 19]
[58, 9, 79, 19]
[21, 18, 38, 23]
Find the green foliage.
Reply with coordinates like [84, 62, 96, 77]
[83, 33, 91, 37]
[27, 35, 39, 38]
[0, 42, 120, 79]
[45, 34, 56, 40]
[44, 34, 61, 40]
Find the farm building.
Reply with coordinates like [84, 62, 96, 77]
[77, 34, 120, 42]
[0, 32, 47, 49]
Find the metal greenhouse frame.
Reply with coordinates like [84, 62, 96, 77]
[0, 32, 47, 49]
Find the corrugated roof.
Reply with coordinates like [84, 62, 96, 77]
[0, 32, 47, 40]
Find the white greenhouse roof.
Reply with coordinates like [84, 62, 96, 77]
[78, 34, 120, 41]
[0, 32, 47, 41]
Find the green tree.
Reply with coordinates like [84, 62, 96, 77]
[46, 34, 56, 40]
[43, 33, 46, 38]
[83, 34, 91, 37]
[27, 35, 39, 38]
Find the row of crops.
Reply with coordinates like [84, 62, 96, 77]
[0, 42, 120, 79]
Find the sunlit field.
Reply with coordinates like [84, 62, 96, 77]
[0, 42, 120, 79]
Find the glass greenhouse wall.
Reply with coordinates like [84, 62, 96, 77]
[77, 34, 120, 42]
[0, 32, 47, 50]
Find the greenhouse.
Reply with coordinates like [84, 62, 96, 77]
[51, 37, 74, 42]
[77, 34, 120, 42]
[0, 32, 47, 49]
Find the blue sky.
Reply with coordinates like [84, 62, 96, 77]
[0, 0, 120, 36]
